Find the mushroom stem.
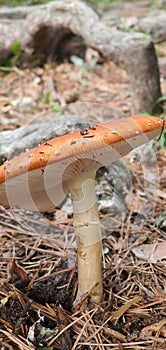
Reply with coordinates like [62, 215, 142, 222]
[69, 170, 103, 303]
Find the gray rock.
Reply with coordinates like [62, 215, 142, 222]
[11, 96, 36, 113]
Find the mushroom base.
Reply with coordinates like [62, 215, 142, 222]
[77, 239, 102, 303]
[69, 170, 103, 304]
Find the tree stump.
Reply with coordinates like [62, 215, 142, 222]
[0, 0, 162, 114]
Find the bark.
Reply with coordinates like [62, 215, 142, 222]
[122, 40, 162, 115]
[0, 0, 162, 114]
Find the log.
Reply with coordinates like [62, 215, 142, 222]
[137, 10, 166, 43]
[0, 106, 126, 162]
[0, 114, 90, 162]
[0, 0, 162, 114]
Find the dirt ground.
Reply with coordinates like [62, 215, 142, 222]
[0, 1, 166, 349]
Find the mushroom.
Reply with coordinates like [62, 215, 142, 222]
[0, 116, 165, 304]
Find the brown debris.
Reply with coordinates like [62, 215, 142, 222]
[0, 0, 166, 347]
[0, 148, 165, 349]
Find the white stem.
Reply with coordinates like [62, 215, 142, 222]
[69, 170, 103, 303]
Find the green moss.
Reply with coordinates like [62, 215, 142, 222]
[0, 0, 54, 6]
[0, 41, 22, 71]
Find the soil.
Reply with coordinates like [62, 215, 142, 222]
[0, 1, 166, 349]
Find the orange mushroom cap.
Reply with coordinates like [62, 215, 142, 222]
[0, 116, 165, 212]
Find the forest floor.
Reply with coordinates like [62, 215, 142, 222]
[0, 1, 166, 349]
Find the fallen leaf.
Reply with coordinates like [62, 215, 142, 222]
[1, 293, 15, 305]
[111, 296, 141, 320]
[132, 241, 166, 262]
[140, 318, 166, 339]
[7, 260, 28, 281]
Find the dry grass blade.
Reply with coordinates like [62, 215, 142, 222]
[72, 309, 103, 350]
[0, 329, 34, 350]
[47, 309, 96, 347]
[74, 340, 154, 349]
